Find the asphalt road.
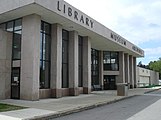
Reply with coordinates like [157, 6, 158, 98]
[51, 89, 161, 120]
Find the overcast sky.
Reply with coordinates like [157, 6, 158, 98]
[65, 0, 161, 65]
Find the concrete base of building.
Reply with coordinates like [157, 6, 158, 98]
[69, 88, 79, 96]
[78, 87, 84, 94]
[51, 89, 62, 98]
[39, 89, 51, 99]
[99, 85, 104, 90]
[83, 87, 91, 94]
[39, 88, 86, 99]
[62, 88, 70, 97]
[130, 85, 134, 89]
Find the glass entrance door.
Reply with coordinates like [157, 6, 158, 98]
[11, 67, 20, 99]
[104, 75, 116, 90]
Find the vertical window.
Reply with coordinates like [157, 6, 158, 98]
[62, 30, 69, 88]
[91, 48, 99, 85]
[2, 19, 22, 100]
[78, 36, 83, 87]
[6, 21, 14, 32]
[40, 21, 51, 89]
[103, 51, 119, 71]
[5, 19, 22, 60]
[103, 51, 111, 70]
[0, 23, 6, 30]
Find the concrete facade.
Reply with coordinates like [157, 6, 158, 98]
[50, 24, 63, 98]
[21, 14, 41, 100]
[137, 67, 159, 87]
[117, 52, 125, 83]
[0, 0, 145, 100]
[99, 51, 104, 89]
[83, 37, 91, 94]
[124, 54, 130, 85]
[129, 55, 134, 88]
[69, 31, 79, 96]
[0, 29, 12, 100]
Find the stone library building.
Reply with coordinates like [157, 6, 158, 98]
[0, 0, 144, 100]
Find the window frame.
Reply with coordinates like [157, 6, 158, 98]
[103, 51, 119, 71]
[39, 21, 51, 89]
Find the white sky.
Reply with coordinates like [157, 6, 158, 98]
[65, 0, 161, 65]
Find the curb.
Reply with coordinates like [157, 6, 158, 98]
[144, 88, 161, 94]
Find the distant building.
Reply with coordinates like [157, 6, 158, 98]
[136, 67, 159, 87]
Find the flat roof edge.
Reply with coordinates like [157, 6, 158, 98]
[0, 0, 144, 57]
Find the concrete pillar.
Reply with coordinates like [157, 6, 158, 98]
[124, 53, 130, 87]
[50, 24, 62, 98]
[99, 51, 104, 90]
[133, 57, 137, 88]
[83, 36, 91, 94]
[117, 52, 125, 83]
[0, 29, 12, 99]
[21, 14, 41, 100]
[68, 31, 79, 96]
[129, 55, 134, 88]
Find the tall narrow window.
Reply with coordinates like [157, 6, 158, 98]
[78, 36, 83, 87]
[0, 23, 6, 30]
[62, 30, 69, 88]
[103, 51, 119, 71]
[91, 48, 99, 85]
[3, 18, 22, 100]
[6, 19, 22, 60]
[40, 21, 51, 89]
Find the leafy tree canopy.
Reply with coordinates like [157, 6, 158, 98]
[148, 58, 161, 79]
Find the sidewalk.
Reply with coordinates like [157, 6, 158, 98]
[0, 87, 160, 120]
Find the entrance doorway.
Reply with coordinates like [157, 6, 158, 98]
[11, 67, 20, 99]
[104, 75, 116, 90]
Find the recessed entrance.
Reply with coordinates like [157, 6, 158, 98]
[11, 67, 20, 99]
[104, 75, 116, 90]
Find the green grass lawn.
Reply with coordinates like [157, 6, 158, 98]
[140, 85, 161, 88]
[0, 103, 25, 112]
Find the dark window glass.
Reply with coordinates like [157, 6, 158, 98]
[2, 19, 22, 99]
[4, 19, 22, 60]
[78, 36, 83, 87]
[62, 30, 69, 88]
[62, 30, 69, 40]
[40, 21, 51, 89]
[0, 23, 6, 30]
[14, 19, 22, 31]
[62, 64, 68, 88]
[62, 40, 68, 63]
[6, 21, 14, 32]
[103, 51, 119, 71]
[12, 33, 21, 60]
[103, 51, 111, 70]
[111, 52, 119, 70]
[91, 48, 99, 85]
[40, 33, 43, 61]
[43, 35, 50, 61]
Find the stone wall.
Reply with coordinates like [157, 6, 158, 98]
[0, 29, 12, 99]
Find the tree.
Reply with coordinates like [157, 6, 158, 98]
[137, 61, 148, 69]
[148, 58, 161, 79]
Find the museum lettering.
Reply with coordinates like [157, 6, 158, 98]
[57, 1, 94, 28]
[111, 32, 126, 46]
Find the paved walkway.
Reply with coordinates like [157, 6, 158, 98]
[0, 87, 160, 120]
